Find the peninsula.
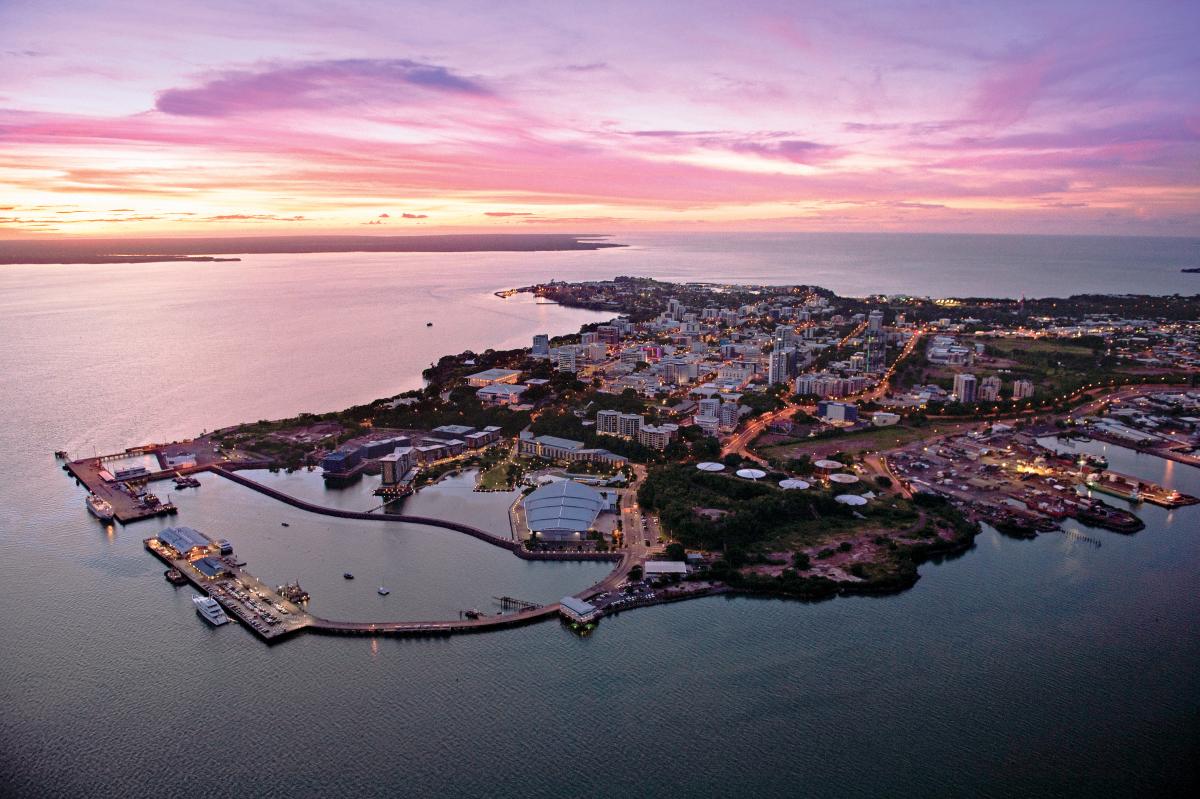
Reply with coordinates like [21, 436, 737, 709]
[61, 277, 1200, 640]
[0, 233, 625, 265]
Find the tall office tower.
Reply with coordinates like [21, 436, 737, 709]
[556, 347, 577, 373]
[768, 347, 797, 384]
[532, 334, 550, 358]
[718, 401, 740, 430]
[864, 310, 887, 373]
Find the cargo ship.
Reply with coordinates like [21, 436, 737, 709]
[1083, 473, 1141, 503]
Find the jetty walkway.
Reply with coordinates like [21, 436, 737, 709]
[205, 466, 629, 638]
[211, 466, 619, 563]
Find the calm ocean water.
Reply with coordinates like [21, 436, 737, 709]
[1, 233, 1197, 797]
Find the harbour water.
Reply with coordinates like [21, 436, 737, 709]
[1, 234, 1197, 796]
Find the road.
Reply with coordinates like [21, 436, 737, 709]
[617, 464, 661, 558]
[721, 402, 801, 461]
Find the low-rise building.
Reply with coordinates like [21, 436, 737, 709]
[465, 368, 522, 387]
[817, 400, 859, 423]
[560, 596, 600, 624]
[476, 383, 529, 406]
[517, 432, 627, 465]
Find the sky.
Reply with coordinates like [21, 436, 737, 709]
[1, 0, 1198, 237]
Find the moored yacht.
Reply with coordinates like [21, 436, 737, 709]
[85, 493, 115, 521]
[192, 594, 231, 626]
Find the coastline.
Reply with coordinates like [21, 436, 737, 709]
[0, 233, 626, 265]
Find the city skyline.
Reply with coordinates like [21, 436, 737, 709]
[1, 0, 1198, 237]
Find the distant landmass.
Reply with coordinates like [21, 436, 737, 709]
[0, 234, 625, 265]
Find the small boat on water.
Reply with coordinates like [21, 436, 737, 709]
[86, 493, 115, 521]
[192, 595, 230, 626]
[378, 586, 390, 596]
[426, 321, 433, 326]
[344, 572, 355, 579]
[164, 568, 187, 585]
[281, 522, 290, 527]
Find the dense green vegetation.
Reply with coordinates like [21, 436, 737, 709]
[637, 464, 922, 553]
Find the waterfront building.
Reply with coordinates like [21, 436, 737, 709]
[155, 526, 215, 560]
[517, 432, 626, 465]
[559, 596, 600, 624]
[532, 334, 550, 358]
[953, 373, 978, 403]
[644, 560, 689, 579]
[466, 368, 522, 388]
[523, 480, 608, 544]
[358, 436, 411, 459]
[193, 556, 230, 580]
[379, 447, 415, 485]
[319, 449, 362, 474]
[872, 412, 901, 426]
[596, 325, 620, 345]
[464, 427, 502, 449]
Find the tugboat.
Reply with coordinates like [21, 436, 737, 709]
[164, 568, 187, 585]
[426, 321, 433, 327]
[343, 572, 355, 580]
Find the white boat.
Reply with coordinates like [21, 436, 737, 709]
[85, 493, 115, 521]
[192, 595, 231, 626]
[378, 586, 390, 596]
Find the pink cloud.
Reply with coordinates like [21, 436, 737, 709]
[155, 59, 491, 117]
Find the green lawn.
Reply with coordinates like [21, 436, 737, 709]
[758, 424, 930, 461]
[478, 460, 516, 490]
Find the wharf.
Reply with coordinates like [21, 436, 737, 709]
[64, 446, 265, 524]
[143, 538, 313, 641]
[67, 458, 179, 524]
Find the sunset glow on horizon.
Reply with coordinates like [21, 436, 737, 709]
[1, 0, 1198, 238]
